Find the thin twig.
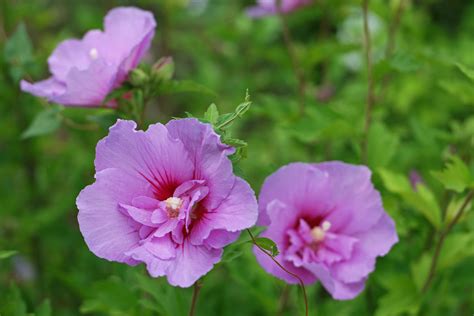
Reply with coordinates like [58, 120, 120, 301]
[188, 280, 202, 316]
[385, 0, 406, 58]
[361, 0, 375, 165]
[378, 0, 407, 102]
[247, 229, 309, 316]
[277, 1, 306, 115]
[422, 190, 474, 293]
[276, 284, 290, 316]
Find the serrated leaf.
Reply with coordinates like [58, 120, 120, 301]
[21, 106, 62, 139]
[254, 237, 279, 257]
[204, 103, 219, 125]
[223, 137, 247, 148]
[375, 275, 420, 316]
[378, 168, 411, 193]
[431, 156, 472, 193]
[379, 169, 442, 228]
[0, 250, 17, 260]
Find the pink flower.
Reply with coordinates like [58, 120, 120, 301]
[246, 0, 312, 17]
[77, 119, 258, 287]
[254, 162, 398, 300]
[20, 7, 156, 107]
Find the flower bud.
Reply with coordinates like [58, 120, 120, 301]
[152, 56, 174, 81]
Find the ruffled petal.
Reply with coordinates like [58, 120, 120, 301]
[125, 236, 176, 277]
[165, 242, 222, 287]
[204, 230, 240, 249]
[313, 162, 385, 235]
[77, 168, 154, 264]
[166, 118, 235, 210]
[95, 120, 195, 199]
[188, 177, 258, 245]
[305, 263, 366, 300]
[257, 163, 329, 226]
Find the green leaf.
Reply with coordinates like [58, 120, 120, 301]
[378, 168, 411, 194]
[221, 248, 244, 263]
[438, 232, 474, 271]
[0, 284, 28, 316]
[222, 136, 247, 148]
[445, 197, 468, 225]
[402, 185, 442, 229]
[456, 62, 474, 81]
[411, 253, 431, 292]
[431, 156, 473, 193]
[4, 22, 33, 82]
[80, 276, 137, 315]
[87, 112, 120, 129]
[21, 106, 62, 139]
[102, 85, 133, 106]
[367, 123, 399, 169]
[378, 169, 442, 228]
[254, 237, 279, 257]
[0, 250, 17, 260]
[203, 103, 219, 125]
[157, 80, 216, 96]
[375, 275, 421, 316]
[35, 299, 52, 316]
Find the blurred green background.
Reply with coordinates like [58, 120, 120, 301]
[1, 0, 473, 315]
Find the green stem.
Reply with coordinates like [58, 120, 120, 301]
[247, 229, 309, 316]
[422, 190, 474, 293]
[277, 0, 306, 115]
[361, 0, 375, 165]
[188, 281, 202, 316]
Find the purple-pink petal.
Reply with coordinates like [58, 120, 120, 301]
[77, 118, 258, 287]
[21, 7, 156, 107]
[246, 0, 313, 18]
[77, 168, 153, 265]
[254, 161, 398, 300]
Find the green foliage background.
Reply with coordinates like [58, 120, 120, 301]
[1, 0, 473, 315]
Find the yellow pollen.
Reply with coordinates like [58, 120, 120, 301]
[311, 220, 331, 242]
[89, 48, 99, 60]
[165, 197, 183, 211]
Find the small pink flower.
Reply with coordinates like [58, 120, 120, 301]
[77, 119, 258, 287]
[246, 0, 312, 17]
[21, 7, 156, 107]
[255, 162, 398, 300]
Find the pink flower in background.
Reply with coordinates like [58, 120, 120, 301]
[77, 119, 258, 287]
[20, 7, 156, 107]
[409, 170, 424, 191]
[254, 162, 398, 300]
[247, 0, 312, 17]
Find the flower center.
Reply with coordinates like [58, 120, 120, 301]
[89, 48, 99, 60]
[165, 197, 183, 218]
[310, 220, 331, 242]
